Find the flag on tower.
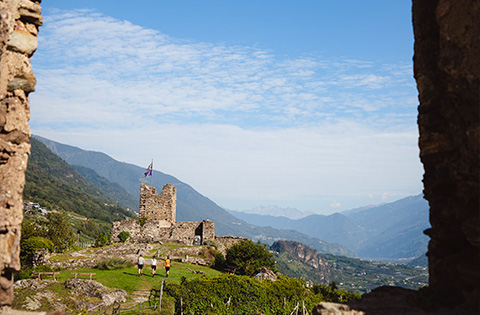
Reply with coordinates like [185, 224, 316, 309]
[144, 161, 153, 177]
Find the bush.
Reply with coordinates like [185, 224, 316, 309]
[211, 252, 226, 270]
[310, 284, 361, 303]
[96, 257, 133, 270]
[94, 232, 110, 247]
[165, 274, 320, 315]
[225, 240, 277, 276]
[118, 231, 130, 243]
[20, 236, 54, 267]
[138, 216, 147, 226]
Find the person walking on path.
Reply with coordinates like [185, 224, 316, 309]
[151, 256, 157, 277]
[165, 256, 172, 277]
[138, 254, 145, 277]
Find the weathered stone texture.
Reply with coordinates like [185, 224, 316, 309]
[214, 236, 248, 255]
[0, 0, 41, 308]
[413, 0, 480, 310]
[139, 183, 176, 224]
[113, 184, 215, 245]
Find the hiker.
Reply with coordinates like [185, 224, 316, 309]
[138, 254, 145, 276]
[151, 256, 157, 277]
[165, 256, 172, 277]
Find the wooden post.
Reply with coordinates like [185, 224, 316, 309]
[290, 302, 299, 315]
[159, 279, 164, 311]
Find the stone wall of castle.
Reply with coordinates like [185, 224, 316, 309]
[139, 183, 176, 224]
[113, 183, 215, 245]
[0, 0, 42, 308]
[112, 219, 215, 245]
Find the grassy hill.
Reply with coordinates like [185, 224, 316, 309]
[12, 242, 360, 314]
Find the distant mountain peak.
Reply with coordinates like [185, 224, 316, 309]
[239, 205, 313, 219]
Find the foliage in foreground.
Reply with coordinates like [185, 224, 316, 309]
[165, 274, 360, 315]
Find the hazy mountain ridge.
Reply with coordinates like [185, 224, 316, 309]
[34, 135, 353, 257]
[240, 205, 313, 219]
[229, 194, 430, 259]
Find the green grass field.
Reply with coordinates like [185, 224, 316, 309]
[46, 261, 221, 293]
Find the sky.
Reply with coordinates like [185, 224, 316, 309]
[29, 0, 423, 215]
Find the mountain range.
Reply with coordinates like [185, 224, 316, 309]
[33, 136, 353, 257]
[229, 194, 430, 259]
[33, 135, 429, 260]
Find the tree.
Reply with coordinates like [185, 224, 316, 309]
[118, 231, 130, 243]
[94, 232, 110, 247]
[225, 240, 277, 276]
[46, 212, 75, 252]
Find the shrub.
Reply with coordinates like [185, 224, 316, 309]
[211, 252, 226, 270]
[225, 239, 277, 276]
[96, 257, 133, 270]
[94, 232, 110, 247]
[118, 231, 130, 243]
[138, 216, 148, 226]
[20, 236, 54, 267]
[165, 274, 320, 315]
[310, 284, 361, 303]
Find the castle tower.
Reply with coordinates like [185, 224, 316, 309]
[139, 184, 176, 226]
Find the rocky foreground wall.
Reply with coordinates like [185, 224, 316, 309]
[0, 0, 41, 308]
[413, 0, 479, 309]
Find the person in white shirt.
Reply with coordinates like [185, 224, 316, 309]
[151, 256, 157, 277]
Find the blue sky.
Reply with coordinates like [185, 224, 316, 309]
[30, 1, 423, 214]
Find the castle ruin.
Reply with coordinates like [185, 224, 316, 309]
[112, 184, 215, 245]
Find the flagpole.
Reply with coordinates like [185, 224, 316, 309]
[150, 159, 153, 186]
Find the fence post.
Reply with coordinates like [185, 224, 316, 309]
[159, 279, 164, 311]
[290, 302, 299, 315]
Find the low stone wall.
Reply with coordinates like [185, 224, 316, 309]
[112, 219, 215, 245]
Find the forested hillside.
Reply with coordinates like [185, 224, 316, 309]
[272, 240, 428, 293]
[24, 138, 134, 223]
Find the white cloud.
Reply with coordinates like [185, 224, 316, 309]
[30, 9, 423, 214]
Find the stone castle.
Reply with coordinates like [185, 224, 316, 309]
[112, 184, 215, 245]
